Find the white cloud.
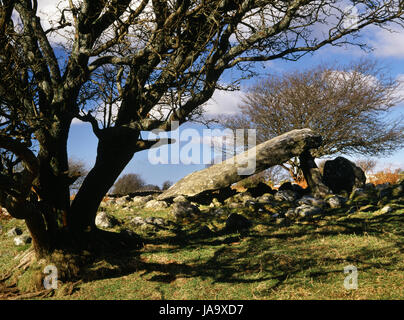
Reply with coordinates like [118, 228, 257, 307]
[368, 26, 404, 58]
[203, 90, 245, 115]
[36, 1, 74, 44]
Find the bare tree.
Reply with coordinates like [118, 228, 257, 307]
[355, 159, 377, 175]
[161, 180, 172, 190]
[221, 60, 404, 181]
[0, 0, 404, 265]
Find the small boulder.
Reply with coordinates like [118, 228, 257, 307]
[226, 192, 253, 204]
[170, 201, 201, 219]
[257, 193, 274, 203]
[7, 227, 23, 237]
[224, 213, 252, 232]
[245, 199, 259, 209]
[144, 217, 167, 226]
[297, 195, 326, 208]
[326, 195, 347, 209]
[132, 195, 154, 207]
[131, 216, 168, 230]
[144, 199, 168, 210]
[95, 212, 118, 229]
[350, 187, 367, 198]
[131, 216, 147, 226]
[295, 205, 322, 218]
[274, 190, 298, 202]
[14, 234, 32, 246]
[210, 208, 228, 216]
[115, 195, 131, 205]
[240, 193, 255, 205]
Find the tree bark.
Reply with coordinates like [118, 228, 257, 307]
[21, 113, 72, 256]
[25, 209, 51, 257]
[68, 128, 139, 235]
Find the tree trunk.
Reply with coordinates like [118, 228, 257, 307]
[22, 114, 72, 257]
[25, 209, 51, 257]
[17, 116, 141, 259]
[68, 129, 139, 236]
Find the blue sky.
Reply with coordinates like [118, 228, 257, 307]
[66, 22, 404, 188]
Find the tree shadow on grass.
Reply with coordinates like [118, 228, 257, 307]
[76, 209, 403, 298]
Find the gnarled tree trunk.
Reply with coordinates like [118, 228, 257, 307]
[68, 129, 139, 235]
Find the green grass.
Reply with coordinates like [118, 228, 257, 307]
[1, 199, 403, 300]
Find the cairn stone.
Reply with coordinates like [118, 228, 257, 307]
[144, 199, 168, 210]
[295, 205, 322, 218]
[170, 201, 201, 219]
[14, 234, 32, 246]
[132, 195, 154, 207]
[7, 227, 23, 237]
[95, 212, 118, 229]
[323, 157, 366, 194]
[274, 190, 298, 202]
[326, 195, 346, 209]
[297, 195, 326, 208]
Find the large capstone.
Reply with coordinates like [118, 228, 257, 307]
[159, 129, 322, 200]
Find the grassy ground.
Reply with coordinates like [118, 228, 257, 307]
[1, 198, 403, 300]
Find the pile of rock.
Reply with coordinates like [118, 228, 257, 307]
[88, 153, 403, 238]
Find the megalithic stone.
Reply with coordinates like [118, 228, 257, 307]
[158, 128, 322, 200]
